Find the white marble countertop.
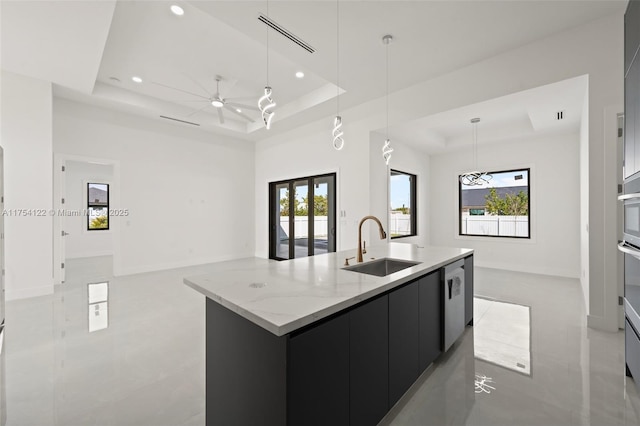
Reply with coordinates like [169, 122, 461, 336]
[184, 243, 473, 336]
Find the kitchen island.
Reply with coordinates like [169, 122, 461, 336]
[184, 243, 473, 426]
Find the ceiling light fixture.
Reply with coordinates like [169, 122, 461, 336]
[332, 0, 344, 151]
[382, 34, 394, 165]
[132, 76, 143, 83]
[236, 108, 242, 113]
[296, 71, 305, 79]
[258, 0, 276, 130]
[170, 5, 184, 16]
[211, 78, 225, 108]
[459, 118, 492, 186]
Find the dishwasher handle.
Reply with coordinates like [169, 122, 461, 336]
[447, 274, 462, 300]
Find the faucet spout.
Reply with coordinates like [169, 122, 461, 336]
[357, 215, 387, 263]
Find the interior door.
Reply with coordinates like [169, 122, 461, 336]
[60, 162, 67, 283]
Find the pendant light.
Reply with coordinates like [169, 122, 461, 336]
[332, 0, 344, 150]
[382, 34, 394, 165]
[459, 118, 492, 186]
[258, 0, 276, 129]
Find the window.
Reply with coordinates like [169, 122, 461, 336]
[269, 173, 336, 260]
[87, 183, 109, 230]
[459, 168, 530, 238]
[389, 170, 416, 238]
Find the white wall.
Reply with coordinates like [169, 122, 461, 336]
[53, 99, 255, 276]
[0, 71, 54, 299]
[430, 132, 581, 278]
[254, 14, 622, 331]
[254, 117, 374, 258]
[64, 161, 113, 259]
[369, 134, 430, 247]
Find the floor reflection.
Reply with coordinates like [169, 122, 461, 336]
[87, 281, 109, 332]
[4, 258, 640, 425]
[385, 267, 640, 426]
[1, 323, 5, 426]
[474, 296, 531, 376]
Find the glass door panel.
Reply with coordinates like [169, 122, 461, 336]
[293, 181, 309, 258]
[275, 183, 290, 259]
[312, 178, 330, 255]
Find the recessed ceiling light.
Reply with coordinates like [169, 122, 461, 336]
[170, 5, 184, 16]
[131, 76, 143, 83]
[295, 71, 305, 79]
[236, 108, 242, 113]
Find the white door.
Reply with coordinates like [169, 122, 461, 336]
[53, 157, 67, 284]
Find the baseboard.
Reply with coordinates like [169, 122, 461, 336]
[6, 284, 54, 301]
[67, 250, 113, 259]
[475, 260, 579, 279]
[114, 252, 256, 277]
[587, 314, 619, 332]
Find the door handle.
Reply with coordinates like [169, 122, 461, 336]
[618, 241, 640, 260]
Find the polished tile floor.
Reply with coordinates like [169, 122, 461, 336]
[3, 257, 640, 425]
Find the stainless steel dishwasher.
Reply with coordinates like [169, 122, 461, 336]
[443, 259, 465, 351]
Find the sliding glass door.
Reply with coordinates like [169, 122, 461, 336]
[269, 173, 336, 260]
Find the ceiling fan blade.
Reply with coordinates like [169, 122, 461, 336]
[224, 97, 257, 103]
[217, 108, 225, 124]
[152, 81, 210, 100]
[224, 105, 255, 123]
[182, 73, 212, 97]
[225, 102, 260, 112]
[186, 104, 211, 118]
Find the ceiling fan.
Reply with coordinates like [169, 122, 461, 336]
[153, 75, 258, 125]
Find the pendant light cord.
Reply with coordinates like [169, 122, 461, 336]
[266, 0, 270, 86]
[336, 0, 340, 113]
[385, 37, 389, 139]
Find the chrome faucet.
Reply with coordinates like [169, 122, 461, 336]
[357, 215, 387, 263]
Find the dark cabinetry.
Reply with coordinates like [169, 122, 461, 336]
[204, 255, 474, 426]
[626, 1, 640, 76]
[626, 319, 640, 382]
[349, 295, 389, 426]
[419, 271, 442, 372]
[288, 314, 350, 426]
[389, 280, 420, 407]
[626, 1, 640, 179]
[464, 256, 474, 325]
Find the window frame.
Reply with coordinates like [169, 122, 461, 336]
[87, 182, 110, 231]
[458, 167, 531, 239]
[389, 169, 417, 239]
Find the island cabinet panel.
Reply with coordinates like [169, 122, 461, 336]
[287, 313, 350, 426]
[464, 256, 474, 326]
[389, 280, 420, 407]
[205, 299, 287, 426]
[419, 270, 442, 371]
[349, 294, 389, 426]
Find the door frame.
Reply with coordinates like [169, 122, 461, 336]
[53, 154, 121, 284]
[268, 172, 337, 261]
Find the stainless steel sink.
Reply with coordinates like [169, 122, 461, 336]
[343, 258, 421, 277]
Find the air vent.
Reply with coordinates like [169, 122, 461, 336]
[159, 115, 200, 126]
[258, 14, 315, 53]
[556, 110, 565, 120]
